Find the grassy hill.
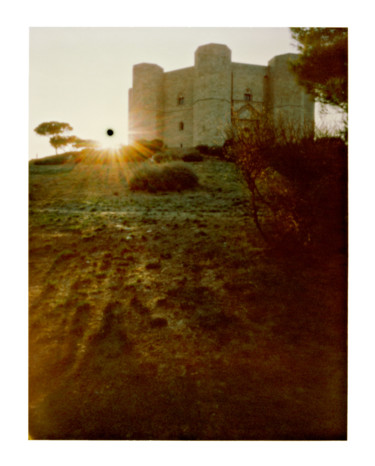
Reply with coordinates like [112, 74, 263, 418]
[29, 156, 347, 440]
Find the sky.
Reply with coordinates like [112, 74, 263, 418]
[29, 27, 341, 159]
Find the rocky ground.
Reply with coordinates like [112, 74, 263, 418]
[29, 157, 347, 440]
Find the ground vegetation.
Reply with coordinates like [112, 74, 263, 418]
[29, 145, 347, 440]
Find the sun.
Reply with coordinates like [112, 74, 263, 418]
[98, 129, 121, 151]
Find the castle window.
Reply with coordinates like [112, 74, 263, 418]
[179, 122, 184, 131]
[244, 93, 252, 102]
[177, 95, 184, 105]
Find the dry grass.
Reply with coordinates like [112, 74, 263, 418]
[29, 158, 347, 440]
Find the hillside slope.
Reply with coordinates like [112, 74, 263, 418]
[29, 158, 347, 440]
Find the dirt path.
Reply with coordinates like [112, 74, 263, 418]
[29, 158, 347, 440]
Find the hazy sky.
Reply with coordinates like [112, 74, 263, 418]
[29, 27, 304, 158]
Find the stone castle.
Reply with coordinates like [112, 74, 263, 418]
[128, 43, 314, 148]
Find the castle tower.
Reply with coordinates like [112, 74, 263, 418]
[128, 46, 315, 148]
[193, 44, 232, 146]
[128, 63, 164, 144]
[268, 53, 314, 134]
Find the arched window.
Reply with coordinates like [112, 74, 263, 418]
[244, 93, 252, 102]
[179, 122, 184, 131]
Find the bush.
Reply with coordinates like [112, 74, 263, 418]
[149, 139, 164, 151]
[151, 152, 168, 164]
[264, 137, 346, 190]
[133, 139, 165, 155]
[225, 119, 347, 252]
[207, 146, 225, 158]
[128, 162, 199, 192]
[280, 138, 347, 252]
[195, 145, 210, 154]
[195, 145, 224, 158]
[182, 152, 204, 162]
[151, 150, 181, 163]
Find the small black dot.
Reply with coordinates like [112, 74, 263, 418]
[107, 129, 114, 136]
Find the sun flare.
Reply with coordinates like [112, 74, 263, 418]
[98, 136, 121, 150]
[96, 128, 123, 151]
[98, 138, 121, 151]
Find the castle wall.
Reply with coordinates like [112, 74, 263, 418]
[128, 45, 315, 147]
[231, 63, 267, 103]
[231, 63, 267, 125]
[128, 87, 133, 139]
[162, 67, 194, 147]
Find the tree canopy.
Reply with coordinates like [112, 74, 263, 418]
[72, 138, 100, 149]
[290, 28, 348, 112]
[34, 121, 73, 137]
[49, 135, 77, 153]
[34, 121, 74, 154]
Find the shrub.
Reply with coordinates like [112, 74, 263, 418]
[128, 162, 199, 192]
[225, 118, 347, 252]
[207, 146, 225, 158]
[182, 152, 204, 162]
[195, 145, 210, 154]
[149, 139, 164, 151]
[133, 139, 165, 155]
[151, 151, 174, 164]
[195, 145, 224, 157]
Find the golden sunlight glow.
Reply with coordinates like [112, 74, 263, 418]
[96, 128, 123, 151]
[98, 139, 121, 151]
